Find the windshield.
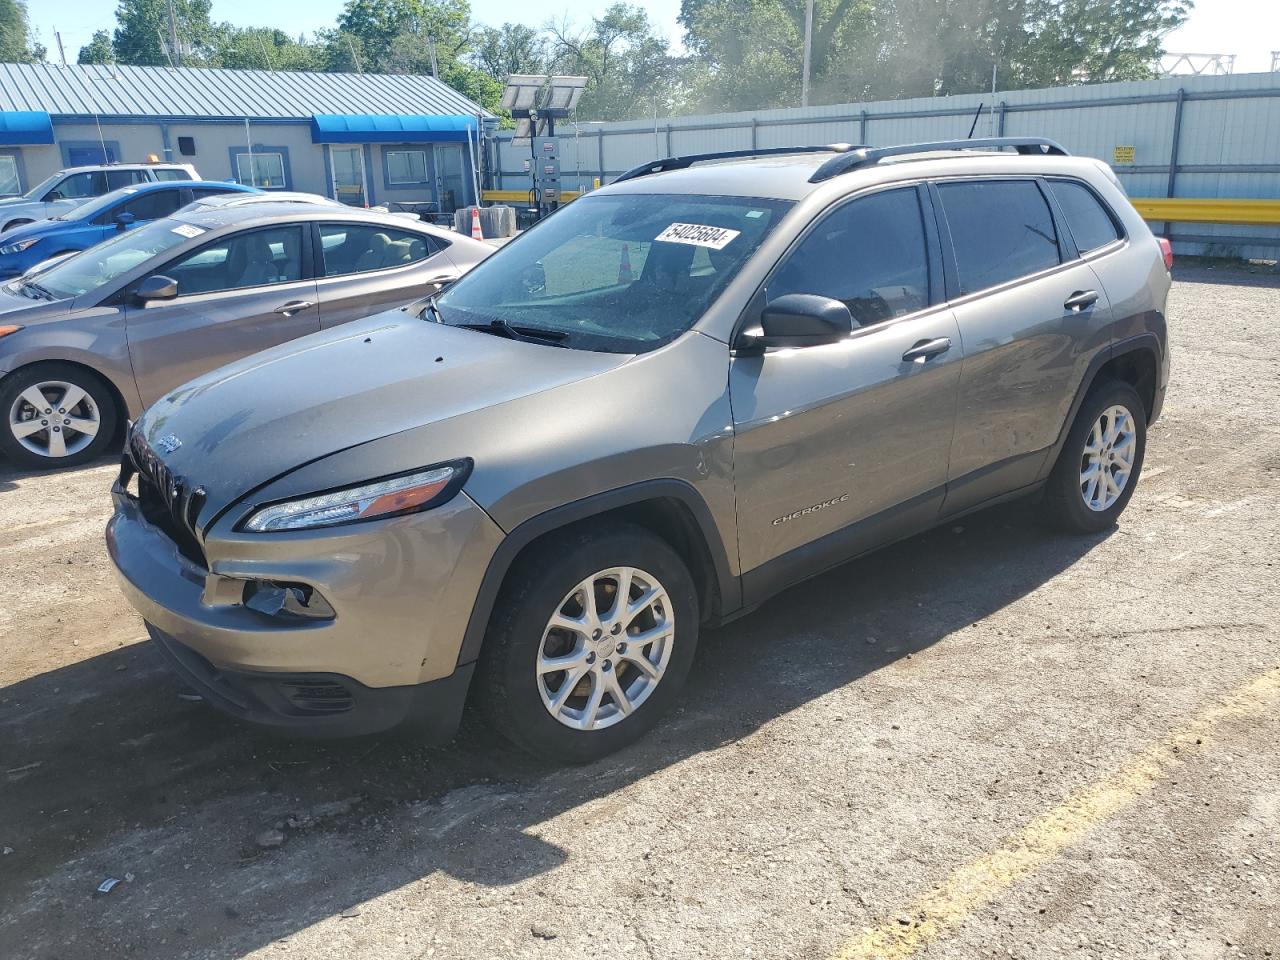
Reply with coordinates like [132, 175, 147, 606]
[66, 187, 140, 222]
[32, 219, 192, 299]
[20, 172, 62, 200]
[436, 193, 792, 353]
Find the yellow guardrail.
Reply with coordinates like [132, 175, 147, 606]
[1131, 198, 1280, 226]
[482, 189, 582, 204]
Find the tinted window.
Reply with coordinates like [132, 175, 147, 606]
[153, 168, 194, 181]
[48, 171, 107, 200]
[1048, 180, 1121, 253]
[937, 180, 1060, 294]
[767, 187, 930, 327]
[106, 170, 143, 190]
[319, 223, 435, 277]
[191, 187, 240, 201]
[118, 188, 184, 221]
[161, 225, 305, 295]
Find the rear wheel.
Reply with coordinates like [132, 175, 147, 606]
[1044, 379, 1146, 533]
[0, 363, 119, 469]
[475, 522, 699, 762]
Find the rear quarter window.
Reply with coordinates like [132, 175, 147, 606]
[152, 169, 194, 182]
[1047, 179, 1122, 254]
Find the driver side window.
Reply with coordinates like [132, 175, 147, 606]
[46, 171, 107, 201]
[767, 187, 930, 327]
[158, 225, 305, 296]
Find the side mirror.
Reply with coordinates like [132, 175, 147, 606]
[135, 274, 178, 303]
[114, 212, 136, 231]
[743, 294, 856, 349]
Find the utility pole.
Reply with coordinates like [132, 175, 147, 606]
[166, 0, 182, 67]
[800, 0, 814, 107]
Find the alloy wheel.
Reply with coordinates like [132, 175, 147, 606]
[7, 380, 101, 460]
[1079, 404, 1136, 512]
[535, 566, 675, 731]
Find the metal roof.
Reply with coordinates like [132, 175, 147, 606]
[0, 63, 488, 121]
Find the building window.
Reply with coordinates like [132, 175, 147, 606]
[236, 152, 287, 189]
[386, 150, 428, 184]
[0, 156, 19, 196]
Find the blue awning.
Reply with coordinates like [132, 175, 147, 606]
[310, 114, 478, 144]
[0, 111, 54, 145]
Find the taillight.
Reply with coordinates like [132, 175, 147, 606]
[1156, 236, 1174, 271]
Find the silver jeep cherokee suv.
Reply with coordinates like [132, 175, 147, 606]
[108, 138, 1171, 761]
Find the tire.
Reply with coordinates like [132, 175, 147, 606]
[475, 521, 700, 763]
[0, 362, 120, 470]
[3, 219, 32, 232]
[1044, 379, 1147, 533]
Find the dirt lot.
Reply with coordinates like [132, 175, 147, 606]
[2, 265, 1278, 960]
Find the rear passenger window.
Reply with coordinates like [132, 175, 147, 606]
[937, 180, 1060, 294]
[318, 223, 435, 277]
[153, 169, 193, 181]
[767, 187, 929, 327]
[1048, 180, 1121, 253]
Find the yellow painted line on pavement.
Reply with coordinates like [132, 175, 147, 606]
[831, 665, 1280, 960]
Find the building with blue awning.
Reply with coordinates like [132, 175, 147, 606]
[0, 63, 493, 212]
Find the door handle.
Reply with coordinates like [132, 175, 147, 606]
[274, 300, 315, 316]
[423, 274, 459, 289]
[901, 337, 952, 364]
[1064, 290, 1099, 312]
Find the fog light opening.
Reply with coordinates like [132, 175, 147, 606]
[242, 580, 336, 621]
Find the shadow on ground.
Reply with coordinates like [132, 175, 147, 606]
[0, 499, 1108, 958]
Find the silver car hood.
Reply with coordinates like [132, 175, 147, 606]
[134, 311, 628, 518]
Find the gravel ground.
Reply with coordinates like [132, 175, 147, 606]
[1, 265, 1277, 960]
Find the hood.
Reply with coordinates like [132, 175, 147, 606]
[134, 310, 629, 517]
[0, 283, 71, 321]
[0, 196, 34, 209]
[0, 219, 60, 244]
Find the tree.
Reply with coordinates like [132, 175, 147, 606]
[546, 4, 681, 120]
[0, 0, 45, 62]
[471, 23, 548, 79]
[78, 29, 116, 64]
[209, 26, 325, 71]
[111, 0, 215, 66]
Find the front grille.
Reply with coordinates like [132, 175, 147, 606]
[279, 680, 355, 715]
[123, 430, 208, 567]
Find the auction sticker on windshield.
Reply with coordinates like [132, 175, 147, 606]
[171, 224, 205, 239]
[655, 223, 741, 249]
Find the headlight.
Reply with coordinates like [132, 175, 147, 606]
[0, 238, 39, 255]
[242, 460, 471, 532]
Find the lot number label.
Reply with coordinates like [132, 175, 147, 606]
[655, 222, 741, 249]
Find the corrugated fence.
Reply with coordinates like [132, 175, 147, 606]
[494, 72, 1280, 259]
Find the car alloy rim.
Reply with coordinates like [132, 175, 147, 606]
[535, 566, 675, 731]
[8, 380, 101, 459]
[1079, 404, 1136, 512]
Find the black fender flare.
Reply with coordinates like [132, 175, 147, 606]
[1037, 332, 1163, 482]
[456, 479, 740, 666]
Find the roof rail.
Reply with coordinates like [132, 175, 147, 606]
[808, 137, 1069, 183]
[613, 143, 863, 184]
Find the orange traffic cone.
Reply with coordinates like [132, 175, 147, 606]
[618, 242, 633, 283]
[470, 207, 484, 241]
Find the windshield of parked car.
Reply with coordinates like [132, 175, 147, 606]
[61, 187, 140, 222]
[26, 219, 191, 299]
[19, 172, 62, 200]
[435, 193, 792, 353]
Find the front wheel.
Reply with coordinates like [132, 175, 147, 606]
[1044, 379, 1147, 533]
[3, 219, 33, 232]
[0, 363, 119, 469]
[475, 522, 699, 763]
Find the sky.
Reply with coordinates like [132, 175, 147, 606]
[29, 0, 1280, 75]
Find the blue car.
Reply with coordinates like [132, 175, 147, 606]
[0, 180, 258, 278]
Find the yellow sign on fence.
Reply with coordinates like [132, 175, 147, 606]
[1113, 145, 1136, 164]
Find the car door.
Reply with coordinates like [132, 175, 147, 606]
[930, 177, 1116, 515]
[124, 223, 320, 406]
[729, 185, 963, 593]
[313, 221, 459, 329]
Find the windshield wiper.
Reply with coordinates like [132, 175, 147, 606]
[458, 319, 569, 347]
[20, 279, 55, 301]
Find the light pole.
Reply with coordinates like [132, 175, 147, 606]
[801, 0, 814, 107]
